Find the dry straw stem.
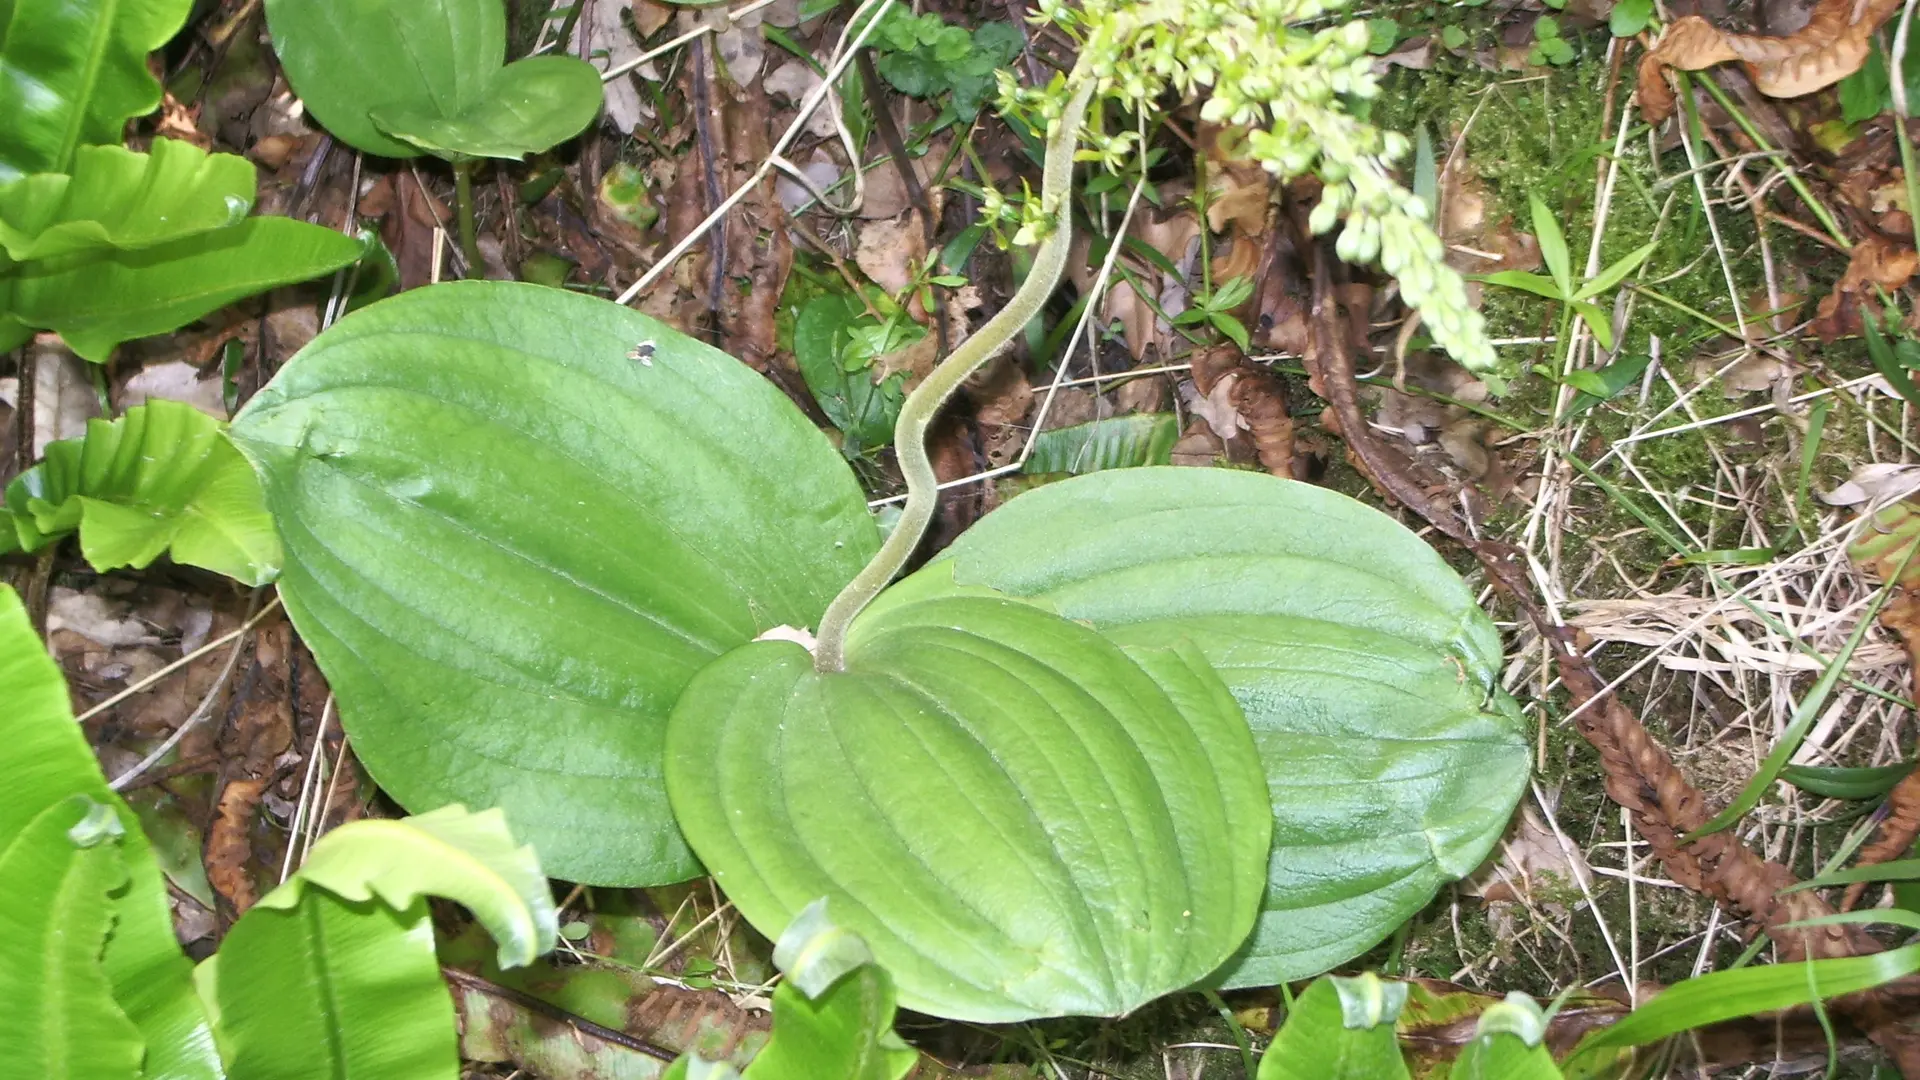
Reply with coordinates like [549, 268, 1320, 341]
[1297, 215, 1920, 1061]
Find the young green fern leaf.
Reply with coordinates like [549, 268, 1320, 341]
[1014, 0, 1495, 376]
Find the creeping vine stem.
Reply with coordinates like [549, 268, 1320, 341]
[811, 78, 1095, 672]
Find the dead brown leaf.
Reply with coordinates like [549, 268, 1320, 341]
[1248, 218, 1311, 354]
[206, 778, 269, 914]
[206, 619, 297, 917]
[634, 0, 674, 37]
[854, 213, 926, 296]
[1189, 347, 1300, 477]
[1204, 162, 1271, 236]
[1169, 418, 1223, 467]
[1639, 0, 1903, 123]
[969, 356, 1032, 470]
[717, 80, 793, 377]
[1070, 210, 1201, 360]
[1811, 234, 1918, 340]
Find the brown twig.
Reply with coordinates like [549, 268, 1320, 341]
[854, 47, 950, 357]
[1843, 588, 1920, 911]
[690, 36, 727, 316]
[1300, 236, 1863, 959]
[1842, 768, 1920, 911]
[1300, 232, 1920, 1068]
[13, 341, 35, 481]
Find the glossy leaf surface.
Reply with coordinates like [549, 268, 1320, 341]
[1257, 976, 1411, 1080]
[0, 586, 221, 1079]
[892, 467, 1530, 988]
[209, 805, 556, 1080]
[211, 894, 455, 1080]
[1566, 944, 1920, 1062]
[0, 0, 191, 179]
[3, 400, 280, 584]
[2, 216, 363, 360]
[0, 796, 142, 1080]
[666, 593, 1271, 1022]
[0, 137, 254, 260]
[263, 0, 504, 158]
[229, 281, 879, 885]
[372, 56, 605, 161]
[268, 804, 557, 968]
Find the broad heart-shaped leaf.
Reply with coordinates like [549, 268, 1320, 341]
[887, 467, 1531, 989]
[2, 215, 363, 361]
[1256, 975, 1411, 1080]
[206, 894, 456, 1080]
[259, 804, 558, 968]
[0, 586, 222, 1080]
[372, 56, 605, 161]
[665, 594, 1272, 1023]
[3, 399, 281, 584]
[0, 0, 192, 179]
[263, 0, 507, 158]
[0, 795, 143, 1079]
[205, 805, 557, 1080]
[0, 137, 254, 261]
[228, 281, 879, 885]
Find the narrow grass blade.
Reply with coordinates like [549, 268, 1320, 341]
[1567, 944, 1920, 1060]
[1782, 858, 1920, 893]
[1685, 563, 1910, 841]
[1795, 398, 1831, 540]
[1781, 761, 1916, 801]
[1865, 310, 1920, 412]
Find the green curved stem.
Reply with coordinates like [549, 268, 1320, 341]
[813, 79, 1094, 672]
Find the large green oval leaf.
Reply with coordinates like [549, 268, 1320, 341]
[0, 0, 191, 179]
[665, 593, 1271, 1022]
[372, 56, 605, 162]
[0, 586, 223, 1080]
[263, 0, 508, 158]
[229, 281, 879, 885]
[889, 467, 1530, 989]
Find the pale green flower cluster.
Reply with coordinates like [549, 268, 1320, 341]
[1000, 0, 1496, 375]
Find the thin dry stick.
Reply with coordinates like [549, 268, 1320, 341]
[615, 0, 897, 306]
[107, 600, 269, 792]
[280, 694, 335, 884]
[79, 596, 284, 725]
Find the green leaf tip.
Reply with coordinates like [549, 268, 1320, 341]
[1332, 973, 1409, 1029]
[1476, 991, 1549, 1046]
[773, 899, 879, 999]
[66, 798, 125, 848]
